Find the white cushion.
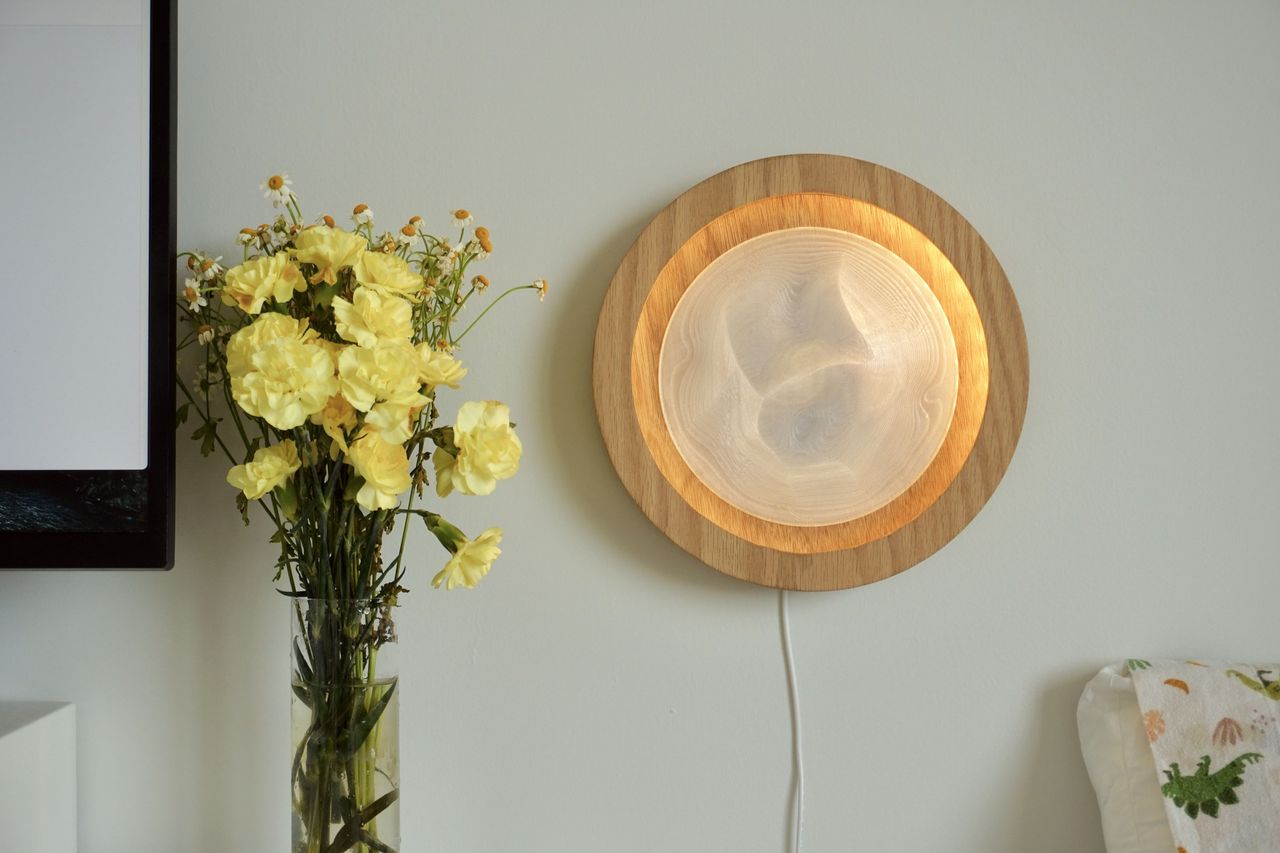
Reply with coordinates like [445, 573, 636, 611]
[1077, 663, 1176, 853]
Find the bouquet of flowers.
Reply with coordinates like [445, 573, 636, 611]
[177, 173, 544, 852]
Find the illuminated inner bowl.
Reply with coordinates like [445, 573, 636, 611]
[658, 227, 959, 526]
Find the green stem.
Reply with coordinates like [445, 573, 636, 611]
[452, 285, 538, 343]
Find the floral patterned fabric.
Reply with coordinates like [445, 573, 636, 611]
[1127, 659, 1280, 852]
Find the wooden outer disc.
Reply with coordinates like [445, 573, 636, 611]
[592, 155, 1029, 590]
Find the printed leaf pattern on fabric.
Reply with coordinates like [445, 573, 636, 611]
[1226, 669, 1280, 701]
[1128, 658, 1280, 849]
[1160, 753, 1263, 819]
[1213, 718, 1243, 748]
[1145, 710, 1166, 743]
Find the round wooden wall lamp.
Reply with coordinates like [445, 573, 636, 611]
[592, 154, 1028, 591]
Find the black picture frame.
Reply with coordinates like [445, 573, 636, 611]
[0, 0, 175, 569]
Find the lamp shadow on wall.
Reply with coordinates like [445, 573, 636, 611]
[539, 207, 759, 600]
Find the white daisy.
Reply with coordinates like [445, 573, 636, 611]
[236, 228, 257, 246]
[352, 204, 374, 226]
[197, 324, 214, 345]
[451, 208, 472, 228]
[198, 256, 223, 281]
[396, 224, 418, 246]
[260, 173, 295, 208]
[182, 279, 207, 312]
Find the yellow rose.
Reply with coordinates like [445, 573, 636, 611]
[292, 226, 366, 285]
[433, 400, 522, 497]
[353, 252, 424, 302]
[337, 340, 428, 413]
[221, 254, 305, 314]
[346, 432, 411, 512]
[416, 344, 467, 389]
[432, 527, 503, 590]
[226, 313, 316, 380]
[309, 393, 357, 454]
[226, 440, 301, 500]
[333, 287, 413, 347]
[231, 338, 338, 430]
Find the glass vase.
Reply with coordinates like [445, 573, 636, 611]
[291, 598, 400, 853]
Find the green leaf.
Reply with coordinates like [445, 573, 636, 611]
[339, 679, 397, 758]
[235, 493, 250, 526]
[292, 639, 314, 685]
[175, 403, 191, 427]
[322, 790, 400, 853]
[191, 419, 221, 457]
[312, 281, 341, 308]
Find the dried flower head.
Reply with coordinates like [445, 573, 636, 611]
[322, 214, 335, 228]
[352, 204, 374, 226]
[532, 278, 548, 302]
[471, 274, 489, 291]
[474, 226, 493, 254]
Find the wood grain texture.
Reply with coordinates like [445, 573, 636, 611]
[592, 154, 1029, 590]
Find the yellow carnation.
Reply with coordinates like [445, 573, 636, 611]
[434, 400, 522, 497]
[337, 340, 428, 413]
[292, 225, 366, 285]
[353, 252, 424, 302]
[346, 432, 411, 511]
[226, 313, 316, 381]
[221, 254, 305, 314]
[226, 440, 300, 500]
[333, 287, 413, 347]
[432, 527, 503, 590]
[231, 338, 338, 430]
[364, 402, 416, 444]
[416, 344, 467, 389]
[309, 393, 357, 454]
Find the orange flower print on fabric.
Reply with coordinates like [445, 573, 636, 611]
[1164, 678, 1190, 694]
[1144, 709, 1166, 743]
[1213, 717, 1244, 747]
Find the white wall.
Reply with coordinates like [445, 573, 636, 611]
[1, 1, 1277, 850]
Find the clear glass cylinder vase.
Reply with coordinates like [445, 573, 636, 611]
[291, 598, 400, 853]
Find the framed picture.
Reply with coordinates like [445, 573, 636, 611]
[0, 0, 175, 568]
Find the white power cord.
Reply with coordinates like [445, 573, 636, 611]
[779, 590, 805, 853]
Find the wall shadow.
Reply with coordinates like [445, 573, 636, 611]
[538, 207, 758, 600]
[973, 664, 1108, 853]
